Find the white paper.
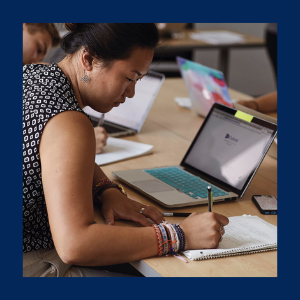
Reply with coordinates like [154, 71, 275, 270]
[95, 137, 153, 166]
[182, 215, 277, 260]
[189, 31, 245, 45]
[174, 97, 192, 109]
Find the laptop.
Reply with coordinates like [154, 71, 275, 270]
[83, 71, 165, 137]
[113, 103, 277, 208]
[176, 56, 234, 117]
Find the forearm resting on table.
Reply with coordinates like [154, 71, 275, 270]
[239, 91, 277, 113]
[255, 91, 277, 112]
[56, 223, 157, 266]
[53, 164, 159, 266]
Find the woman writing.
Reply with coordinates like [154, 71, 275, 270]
[23, 23, 229, 277]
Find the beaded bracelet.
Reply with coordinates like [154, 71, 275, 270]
[163, 223, 172, 253]
[158, 224, 169, 255]
[164, 223, 176, 253]
[93, 179, 127, 205]
[170, 224, 180, 253]
[153, 222, 187, 257]
[174, 224, 186, 251]
[152, 224, 164, 256]
[93, 179, 113, 197]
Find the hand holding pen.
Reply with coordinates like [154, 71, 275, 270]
[174, 207, 229, 250]
[161, 186, 227, 248]
[161, 185, 227, 248]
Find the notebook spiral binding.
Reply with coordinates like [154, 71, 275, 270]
[183, 244, 277, 261]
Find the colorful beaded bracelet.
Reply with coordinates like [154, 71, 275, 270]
[170, 224, 179, 253]
[164, 223, 176, 253]
[158, 224, 169, 255]
[174, 224, 186, 251]
[152, 224, 164, 256]
[152, 223, 186, 257]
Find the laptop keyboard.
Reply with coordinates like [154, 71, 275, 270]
[145, 167, 229, 199]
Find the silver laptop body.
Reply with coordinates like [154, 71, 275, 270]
[113, 103, 277, 208]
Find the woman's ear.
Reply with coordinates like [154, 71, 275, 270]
[81, 49, 94, 71]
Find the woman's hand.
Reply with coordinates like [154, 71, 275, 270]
[179, 212, 229, 250]
[94, 126, 108, 154]
[100, 188, 165, 227]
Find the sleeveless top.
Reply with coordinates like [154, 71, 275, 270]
[23, 63, 91, 253]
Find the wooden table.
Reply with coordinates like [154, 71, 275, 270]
[95, 78, 277, 277]
[154, 29, 265, 79]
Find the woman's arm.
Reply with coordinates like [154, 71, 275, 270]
[40, 110, 229, 266]
[40, 111, 159, 265]
[237, 91, 277, 113]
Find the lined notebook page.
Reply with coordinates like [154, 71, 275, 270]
[182, 215, 277, 260]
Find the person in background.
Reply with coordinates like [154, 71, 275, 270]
[23, 23, 108, 153]
[237, 91, 277, 113]
[23, 23, 61, 66]
[23, 23, 229, 277]
[237, 24, 277, 114]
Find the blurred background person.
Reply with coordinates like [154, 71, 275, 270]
[237, 91, 277, 113]
[23, 23, 60, 66]
[237, 23, 277, 113]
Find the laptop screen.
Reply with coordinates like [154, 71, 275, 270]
[182, 104, 277, 195]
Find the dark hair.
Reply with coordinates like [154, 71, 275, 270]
[26, 23, 61, 47]
[61, 23, 159, 66]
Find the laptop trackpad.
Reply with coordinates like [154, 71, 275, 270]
[132, 180, 173, 193]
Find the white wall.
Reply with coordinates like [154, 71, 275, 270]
[194, 23, 277, 96]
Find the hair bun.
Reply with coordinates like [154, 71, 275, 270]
[64, 23, 79, 32]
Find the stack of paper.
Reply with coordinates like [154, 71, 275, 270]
[95, 137, 153, 166]
[189, 30, 245, 45]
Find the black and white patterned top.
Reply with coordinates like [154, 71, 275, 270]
[23, 63, 91, 253]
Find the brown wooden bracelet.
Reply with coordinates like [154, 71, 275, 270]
[94, 182, 127, 204]
[98, 183, 127, 197]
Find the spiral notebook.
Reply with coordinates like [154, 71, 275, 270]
[181, 215, 277, 260]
